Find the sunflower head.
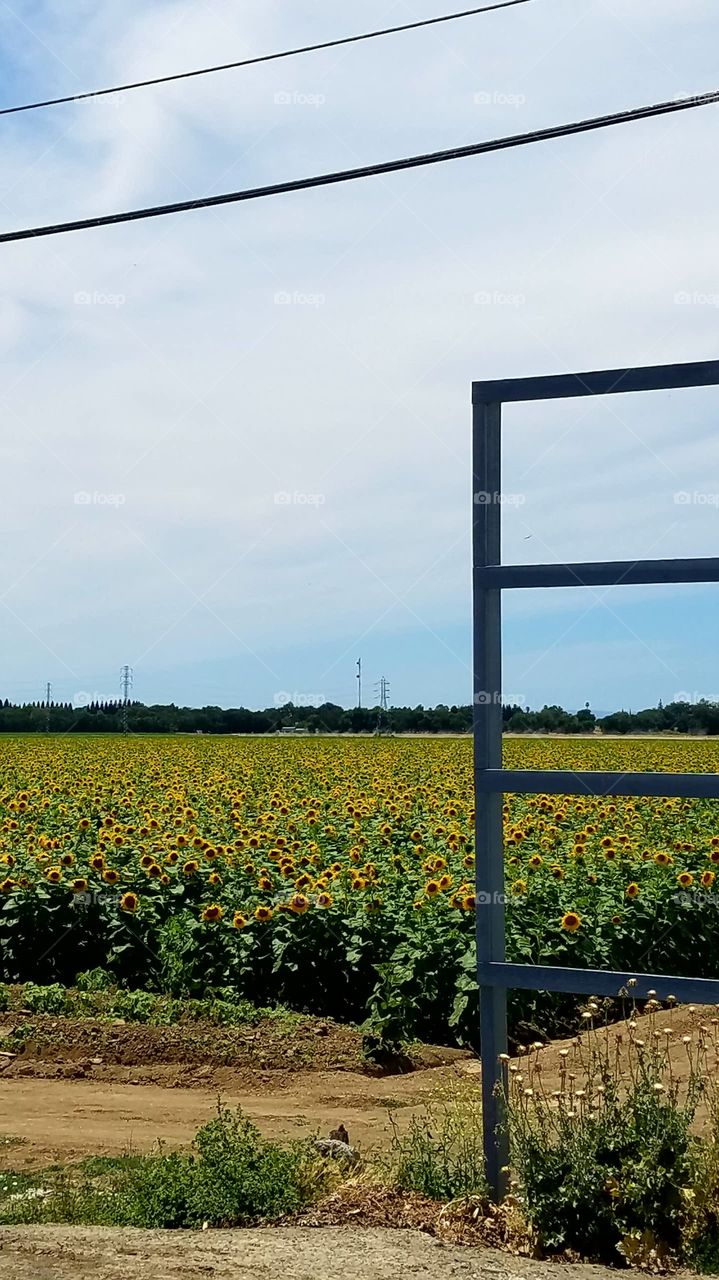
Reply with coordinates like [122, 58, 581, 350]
[120, 892, 139, 914]
[201, 904, 223, 923]
[561, 911, 581, 933]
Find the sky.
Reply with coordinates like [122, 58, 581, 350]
[0, 0, 718, 713]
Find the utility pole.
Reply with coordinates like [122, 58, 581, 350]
[356, 658, 362, 709]
[44, 682, 51, 733]
[120, 665, 133, 734]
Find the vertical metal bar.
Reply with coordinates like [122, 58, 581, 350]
[473, 398, 509, 1200]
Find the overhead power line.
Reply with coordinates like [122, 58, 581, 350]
[1, 88, 717, 246]
[0, 0, 532, 119]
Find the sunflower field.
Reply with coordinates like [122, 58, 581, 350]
[0, 734, 718, 1044]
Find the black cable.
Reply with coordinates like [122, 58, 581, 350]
[0, 0, 532, 119]
[2, 88, 717, 245]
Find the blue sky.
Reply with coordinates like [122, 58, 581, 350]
[0, 0, 718, 712]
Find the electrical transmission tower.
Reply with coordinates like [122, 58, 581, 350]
[120, 665, 133, 734]
[44, 681, 51, 733]
[374, 676, 390, 732]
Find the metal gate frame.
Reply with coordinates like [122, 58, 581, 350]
[472, 357, 719, 1198]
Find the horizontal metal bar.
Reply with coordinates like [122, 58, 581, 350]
[477, 557, 719, 589]
[477, 769, 719, 798]
[472, 358, 719, 404]
[478, 961, 719, 1004]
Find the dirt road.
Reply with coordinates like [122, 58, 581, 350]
[0, 1066, 468, 1168]
[0, 1226, 648, 1280]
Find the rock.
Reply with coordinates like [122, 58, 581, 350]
[313, 1138, 358, 1164]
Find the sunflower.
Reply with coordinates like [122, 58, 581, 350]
[182, 860, 199, 877]
[120, 891, 139, 913]
[701, 870, 716, 889]
[511, 879, 527, 895]
[201, 904, 223, 923]
[550, 866, 564, 880]
[71, 877, 89, 894]
[102, 868, 120, 885]
[232, 911, 248, 929]
[255, 905, 273, 922]
[655, 852, 672, 867]
[561, 911, 582, 933]
[78, 818, 91, 831]
[289, 893, 309, 915]
[424, 879, 441, 897]
[625, 882, 640, 898]
[316, 892, 333, 908]
[45, 867, 63, 884]
[677, 872, 694, 889]
[461, 893, 476, 911]
[0, 878, 15, 895]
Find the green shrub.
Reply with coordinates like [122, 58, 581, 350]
[76, 968, 114, 993]
[108, 990, 156, 1023]
[0, 985, 10, 1013]
[390, 1083, 487, 1201]
[21, 982, 66, 1015]
[0, 1107, 322, 1230]
[509, 1019, 704, 1264]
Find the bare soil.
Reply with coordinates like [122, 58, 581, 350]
[0, 1003, 712, 1169]
[0, 1013, 466, 1169]
[0, 1226, 666, 1280]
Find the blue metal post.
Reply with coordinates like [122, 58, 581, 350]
[472, 398, 509, 1200]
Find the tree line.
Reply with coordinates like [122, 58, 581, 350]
[0, 697, 718, 735]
